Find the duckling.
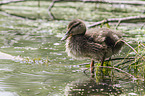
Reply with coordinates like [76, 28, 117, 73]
[61, 19, 124, 73]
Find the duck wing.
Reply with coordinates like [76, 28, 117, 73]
[86, 28, 123, 47]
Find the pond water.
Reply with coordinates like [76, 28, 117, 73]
[0, 13, 145, 96]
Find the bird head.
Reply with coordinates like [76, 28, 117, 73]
[61, 19, 86, 41]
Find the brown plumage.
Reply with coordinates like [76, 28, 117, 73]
[61, 19, 124, 73]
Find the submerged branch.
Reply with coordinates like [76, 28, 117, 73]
[48, 0, 59, 19]
[0, 0, 26, 6]
[82, 0, 145, 6]
[0, 11, 36, 20]
[115, 59, 135, 67]
[88, 16, 145, 28]
[105, 57, 135, 61]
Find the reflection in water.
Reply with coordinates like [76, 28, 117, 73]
[65, 78, 122, 96]
[65, 67, 144, 96]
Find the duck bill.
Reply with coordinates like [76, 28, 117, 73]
[61, 30, 71, 41]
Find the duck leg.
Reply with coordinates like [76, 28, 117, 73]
[90, 59, 95, 75]
[101, 55, 105, 66]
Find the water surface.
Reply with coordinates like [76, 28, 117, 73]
[0, 13, 145, 96]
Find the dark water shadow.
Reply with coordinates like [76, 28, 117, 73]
[64, 67, 145, 96]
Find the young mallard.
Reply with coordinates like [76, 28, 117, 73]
[61, 19, 124, 73]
